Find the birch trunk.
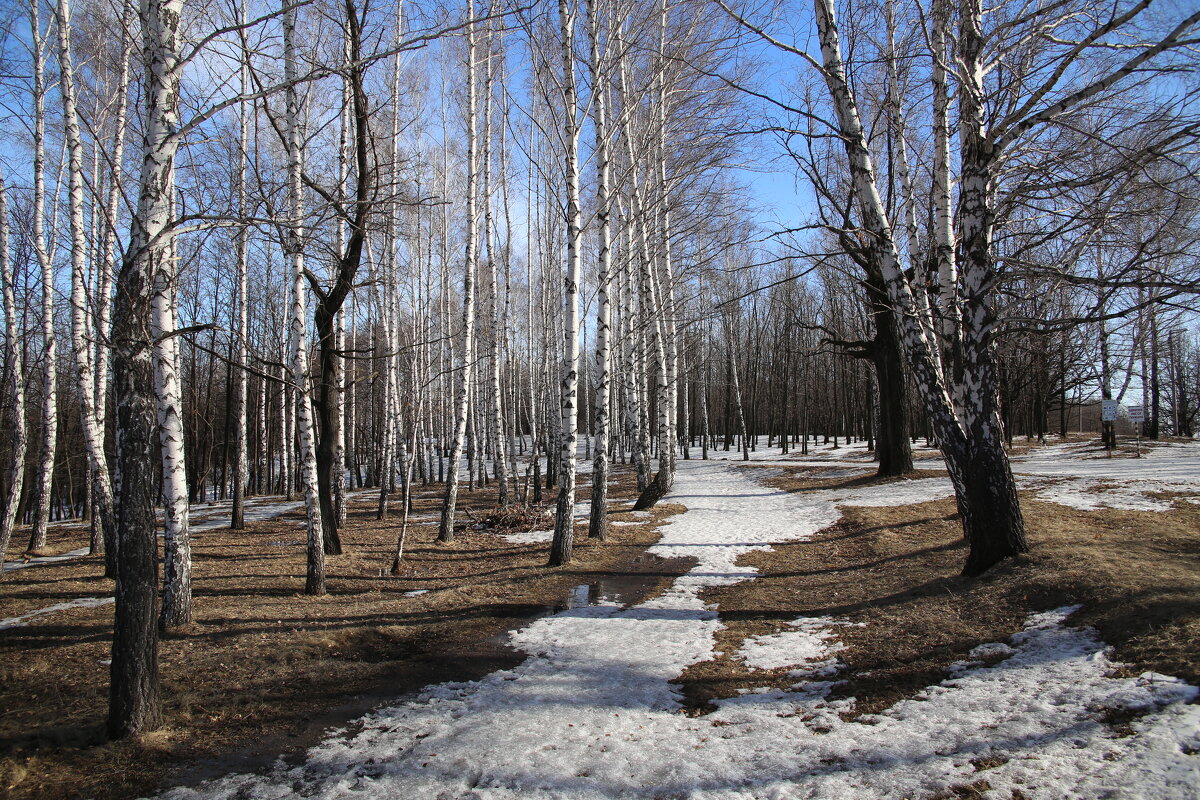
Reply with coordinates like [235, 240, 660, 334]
[585, 0, 611, 541]
[931, 0, 960, 397]
[438, 0, 479, 544]
[283, 0, 326, 595]
[108, 0, 187, 738]
[482, 15, 510, 506]
[56, 0, 118, 558]
[95, 0, 134, 557]
[549, 0, 582, 567]
[154, 259, 191, 628]
[231, 3, 250, 529]
[29, 0, 57, 553]
[0, 166, 26, 570]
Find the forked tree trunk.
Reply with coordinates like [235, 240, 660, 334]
[812, 0, 1027, 576]
[108, 0, 187, 739]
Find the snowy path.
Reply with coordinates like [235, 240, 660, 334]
[161, 460, 1200, 800]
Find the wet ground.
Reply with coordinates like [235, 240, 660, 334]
[168, 571, 669, 791]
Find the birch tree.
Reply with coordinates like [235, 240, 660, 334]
[0, 165, 25, 569]
[283, 0, 326, 595]
[56, 0, 118, 559]
[231, 0, 251, 530]
[549, 0, 583, 567]
[438, 0, 480, 545]
[108, 0, 188, 738]
[585, 0, 613, 541]
[95, 0, 135, 572]
[27, 0, 57, 554]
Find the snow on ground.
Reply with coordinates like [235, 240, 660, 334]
[0, 596, 114, 630]
[500, 529, 555, 544]
[1010, 440, 1200, 511]
[1, 546, 93, 573]
[159, 458, 1199, 800]
[188, 497, 304, 532]
[1, 491, 375, 573]
[735, 617, 849, 677]
[713, 436, 1200, 512]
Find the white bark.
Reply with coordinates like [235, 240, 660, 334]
[654, 0, 677, 492]
[153, 258, 191, 628]
[0, 165, 26, 569]
[550, 0, 582, 566]
[56, 0, 118, 556]
[231, 0, 250, 529]
[283, 0, 325, 595]
[482, 11, 510, 506]
[585, 0, 611, 541]
[95, 0, 135, 459]
[930, 0, 958, 359]
[29, 0, 57, 552]
[438, 0, 479, 544]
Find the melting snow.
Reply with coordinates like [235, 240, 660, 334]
[0, 596, 113, 630]
[735, 617, 848, 677]
[159, 459, 1200, 799]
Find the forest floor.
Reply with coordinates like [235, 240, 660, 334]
[0, 465, 691, 800]
[2, 437, 1199, 799]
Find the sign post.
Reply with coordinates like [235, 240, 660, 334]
[1101, 399, 1118, 457]
[1128, 405, 1145, 457]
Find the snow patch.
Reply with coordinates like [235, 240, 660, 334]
[500, 529, 554, 544]
[736, 617, 847, 676]
[0, 596, 113, 630]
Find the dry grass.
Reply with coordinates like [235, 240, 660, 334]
[0, 467, 690, 800]
[675, 467, 1200, 722]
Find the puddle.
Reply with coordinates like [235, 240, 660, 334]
[557, 575, 661, 611]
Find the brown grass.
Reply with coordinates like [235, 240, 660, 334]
[0, 467, 690, 800]
[675, 467, 1200, 722]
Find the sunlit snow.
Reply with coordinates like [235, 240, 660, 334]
[158, 448, 1200, 800]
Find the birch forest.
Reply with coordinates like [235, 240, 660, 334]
[0, 0, 1198, 751]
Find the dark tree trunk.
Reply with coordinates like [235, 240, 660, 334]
[109, 277, 163, 738]
[313, 307, 343, 555]
[109, 242, 163, 740]
[1147, 312, 1160, 439]
[870, 291, 913, 477]
[302, 0, 373, 557]
[955, 431, 1028, 576]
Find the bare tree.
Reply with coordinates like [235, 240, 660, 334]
[108, 0, 188, 739]
[0, 164, 26, 569]
[549, 0, 584, 567]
